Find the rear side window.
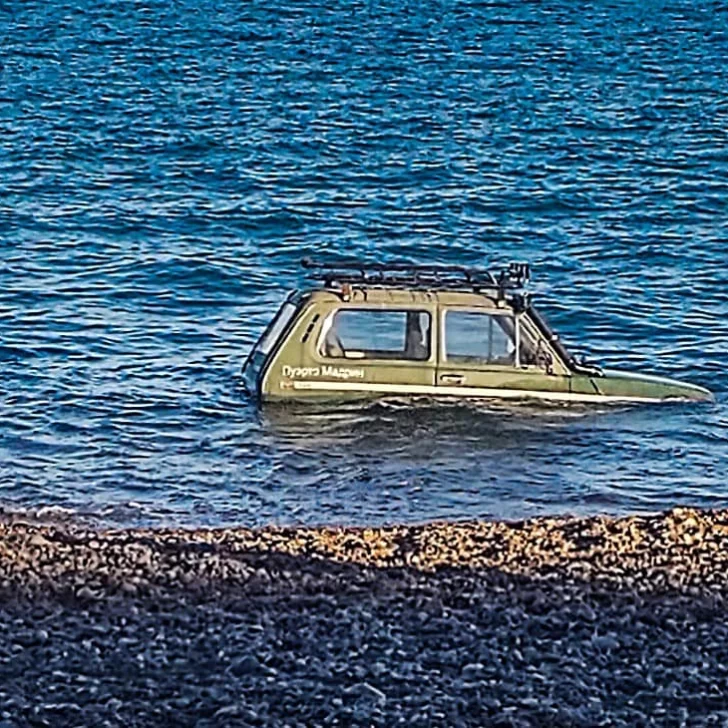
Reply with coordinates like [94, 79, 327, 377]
[444, 310, 516, 365]
[321, 309, 431, 361]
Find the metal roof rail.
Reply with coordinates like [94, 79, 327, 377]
[301, 258, 530, 293]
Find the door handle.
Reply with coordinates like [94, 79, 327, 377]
[440, 373, 465, 385]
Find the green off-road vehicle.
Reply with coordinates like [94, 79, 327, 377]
[242, 260, 713, 405]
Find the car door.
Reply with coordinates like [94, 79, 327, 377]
[436, 306, 571, 400]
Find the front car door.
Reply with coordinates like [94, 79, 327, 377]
[436, 305, 571, 402]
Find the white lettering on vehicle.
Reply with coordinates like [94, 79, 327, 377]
[282, 365, 365, 380]
[282, 366, 320, 378]
[321, 365, 365, 379]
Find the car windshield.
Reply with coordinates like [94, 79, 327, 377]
[526, 306, 574, 369]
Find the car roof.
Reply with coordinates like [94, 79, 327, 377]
[302, 287, 509, 309]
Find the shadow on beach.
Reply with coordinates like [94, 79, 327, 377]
[1, 510, 728, 727]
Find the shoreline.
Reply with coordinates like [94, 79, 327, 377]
[2, 507, 728, 726]
[2, 505, 727, 599]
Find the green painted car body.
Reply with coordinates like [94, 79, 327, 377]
[242, 264, 713, 406]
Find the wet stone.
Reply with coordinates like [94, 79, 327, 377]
[228, 655, 262, 677]
[1, 509, 728, 724]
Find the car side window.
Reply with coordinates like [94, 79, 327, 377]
[321, 309, 431, 361]
[444, 310, 516, 365]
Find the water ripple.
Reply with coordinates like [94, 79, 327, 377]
[1, 0, 727, 527]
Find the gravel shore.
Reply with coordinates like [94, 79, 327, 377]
[2, 507, 728, 727]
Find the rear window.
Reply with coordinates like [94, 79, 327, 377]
[320, 309, 431, 361]
[258, 301, 298, 355]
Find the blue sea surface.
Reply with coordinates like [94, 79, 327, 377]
[1, 0, 726, 527]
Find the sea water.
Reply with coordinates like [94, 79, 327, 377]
[1, 0, 726, 526]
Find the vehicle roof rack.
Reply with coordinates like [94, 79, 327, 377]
[301, 258, 530, 296]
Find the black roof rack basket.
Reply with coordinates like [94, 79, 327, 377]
[301, 258, 530, 294]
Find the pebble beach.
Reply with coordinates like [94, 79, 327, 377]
[3, 1, 727, 726]
[2, 507, 728, 727]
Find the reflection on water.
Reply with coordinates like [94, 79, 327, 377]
[261, 397, 616, 450]
[246, 397, 724, 529]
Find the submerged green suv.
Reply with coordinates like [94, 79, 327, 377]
[242, 260, 713, 405]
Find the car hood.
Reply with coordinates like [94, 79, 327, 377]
[600, 368, 714, 402]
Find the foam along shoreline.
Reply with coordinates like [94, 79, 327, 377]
[2, 507, 728, 726]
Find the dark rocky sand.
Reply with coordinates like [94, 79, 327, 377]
[2, 508, 728, 727]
